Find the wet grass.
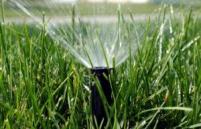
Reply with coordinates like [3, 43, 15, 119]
[1, 4, 201, 129]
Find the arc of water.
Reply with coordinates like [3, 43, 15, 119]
[6, 0, 144, 68]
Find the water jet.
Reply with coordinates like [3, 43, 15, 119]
[5, 1, 143, 128]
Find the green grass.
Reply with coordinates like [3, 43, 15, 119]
[4, 3, 160, 17]
[1, 4, 201, 129]
[3, 2, 201, 17]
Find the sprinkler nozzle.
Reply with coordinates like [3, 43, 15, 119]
[91, 67, 113, 128]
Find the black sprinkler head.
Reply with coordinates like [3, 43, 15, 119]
[91, 67, 113, 128]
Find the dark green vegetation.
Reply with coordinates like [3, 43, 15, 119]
[1, 5, 201, 129]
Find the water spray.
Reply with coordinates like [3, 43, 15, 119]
[5, 1, 142, 128]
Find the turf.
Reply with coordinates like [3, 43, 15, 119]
[1, 3, 201, 129]
[3, 2, 201, 17]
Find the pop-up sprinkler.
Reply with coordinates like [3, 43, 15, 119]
[91, 67, 113, 127]
[7, 1, 142, 128]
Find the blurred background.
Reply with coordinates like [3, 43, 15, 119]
[3, 0, 201, 23]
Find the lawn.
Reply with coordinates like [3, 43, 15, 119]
[1, 1, 201, 129]
[4, 2, 159, 17]
[3, 1, 201, 17]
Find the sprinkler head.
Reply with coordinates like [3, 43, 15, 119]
[91, 67, 113, 128]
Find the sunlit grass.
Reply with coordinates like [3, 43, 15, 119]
[3, 2, 201, 17]
[1, 3, 201, 129]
